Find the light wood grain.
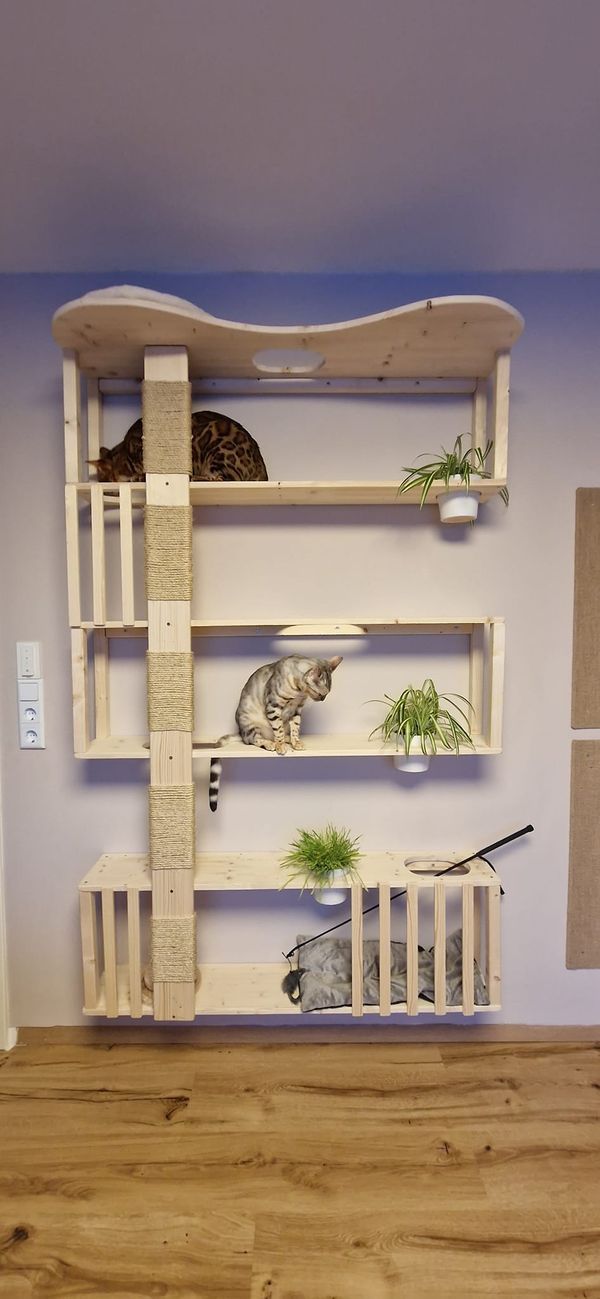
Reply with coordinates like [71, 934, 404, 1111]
[86, 376, 102, 471]
[118, 482, 135, 625]
[378, 884, 391, 1017]
[92, 629, 110, 740]
[64, 484, 81, 627]
[434, 879, 447, 1016]
[351, 883, 364, 1017]
[491, 349, 510, 479]
[52, 290, 524, 379]
[62, 349, 81, 482]
[90, 483, 106, 625]
[0, 1036, 597, 1299]
[70, 627, 89, 756]
[406, 884, 419, 1016]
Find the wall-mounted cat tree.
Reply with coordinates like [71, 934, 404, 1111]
[53, 286, 523, 1021]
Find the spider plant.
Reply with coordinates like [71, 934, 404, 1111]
[370, 679, 474, 756]
[398, 435, 509, 507]
[280, 824, 364, 894]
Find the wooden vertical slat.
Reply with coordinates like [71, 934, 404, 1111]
[462, 880, 475, 1015]
[145, 346, 196, 1023]
[63, 349, 82, 483]
[127, 889, 143, 1019]
[87, 377, 102, 474]
[378, 884, 391, 1016]
[471, 378, 488, 453]
[79, 892, 100, 1011]
[567, 741, 600, 967]
[406, 883, 419, 1016]
[93, 630, 110, 740]
[491, 350, 510, 480]
[71, 627, 89, 756]
[473, 887, 483, 968]
[65, 484, 81, 626]
[487, 619, 505, 750]
[119, 483, 135, 625]
[468, 622, 485, 741]
[101, 890, 118, 1018]
[434, 879, 447, 1016]
[351, 883, 364, 1018]
[487, 883, 502, 1006]
[91, 484, 106, 625]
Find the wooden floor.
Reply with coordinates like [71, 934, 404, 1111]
[1, 1030, 600, 1298]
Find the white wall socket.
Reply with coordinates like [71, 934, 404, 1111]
[17, 643, 45, 748]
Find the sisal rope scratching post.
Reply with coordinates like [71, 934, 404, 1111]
[143, 358, 197, 1020]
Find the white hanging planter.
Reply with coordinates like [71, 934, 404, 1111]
[313, 870, 349, 905]
[438, 474, 482, 524]
[393, 751, 431, 774]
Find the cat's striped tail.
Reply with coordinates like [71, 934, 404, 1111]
[208, 757, 222, 812]
[208, 736, 233, 811]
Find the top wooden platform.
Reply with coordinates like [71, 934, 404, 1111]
[52, 286, 523, 380]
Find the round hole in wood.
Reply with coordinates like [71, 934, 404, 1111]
[252, 347, 325, 375]
[404, 857, 470, 876]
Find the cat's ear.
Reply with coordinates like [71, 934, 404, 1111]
[328, 656, 343, 671]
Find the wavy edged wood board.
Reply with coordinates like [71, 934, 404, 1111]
[52, 285, 524, 379]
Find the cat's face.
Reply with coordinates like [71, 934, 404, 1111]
[89, 446, 140, 482]
[303, 656, 343, 701]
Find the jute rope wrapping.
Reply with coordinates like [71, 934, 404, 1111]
[144, 506, 193, 600]
[149, 785, 195, 869]
[142, 380, 192, 475]
[151, 915, 196, 982]
[147, 652, 194, 732]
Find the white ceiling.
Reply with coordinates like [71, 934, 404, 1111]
[1, 0, 599, 274]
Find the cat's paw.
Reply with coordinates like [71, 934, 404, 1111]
[275, 739, 288, 755]
[260, 739, 277, 752]
[290, 738, 305, 750]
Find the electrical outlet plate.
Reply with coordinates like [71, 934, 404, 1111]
[16, 645, 45, 748]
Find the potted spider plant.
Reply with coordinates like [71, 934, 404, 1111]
[398, 435, 508, 524]
[280, 824, 364, 905]
[370, 679, 474, 773]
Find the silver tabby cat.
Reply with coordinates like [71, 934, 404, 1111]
[209, 654, 342, 810]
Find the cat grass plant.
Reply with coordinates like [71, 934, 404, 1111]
[370, 678, 474, 772]
[280, 824, 364, 903]
[397, 435, 508, 523]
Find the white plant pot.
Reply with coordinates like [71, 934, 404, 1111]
[393, 752, 431, 774]
[313, 871, 349, 905]
[438, 474, 482, 524]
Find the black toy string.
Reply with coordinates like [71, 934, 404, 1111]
[283, 823, 533, 965]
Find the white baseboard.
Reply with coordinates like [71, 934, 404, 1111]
[1, 1027, 16, 1052]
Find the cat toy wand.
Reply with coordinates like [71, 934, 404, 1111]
[283, 823, 534, 963]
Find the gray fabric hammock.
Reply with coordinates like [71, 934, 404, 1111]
[287, 928, 488, 1012]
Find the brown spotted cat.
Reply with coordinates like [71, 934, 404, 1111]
[91, 410, 268, 481]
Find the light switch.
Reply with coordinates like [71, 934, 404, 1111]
[17, 642, 41, 678]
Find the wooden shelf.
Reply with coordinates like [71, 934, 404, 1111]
[82, 732, 499, 760]
[84, 963, 500, 1018]
[53, 287, 523, 380]
[73, 478, 507, 508]
[83, 617, 490, 636]
[80, 851, 499, 892]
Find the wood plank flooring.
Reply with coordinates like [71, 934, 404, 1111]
[1, 1031, 599, 1298]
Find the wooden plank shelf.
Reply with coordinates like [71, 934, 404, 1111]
[80, 617, 487, 636]
[73, 478, 507, 508]
[82, 732, 499, 760]
[84, 963, 501, 1018]
[80, 850, 499, 892]
[52, 288, 523, 380]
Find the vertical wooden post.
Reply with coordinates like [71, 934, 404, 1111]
[487, 619, 505, 750]
[119, 483, 135, 626]
[491, 351, 510, 481]
[93, 630, 110, 740]
[145, 346, 196, 1022]
[406, 883, 419, 1016]
[471, 378, 488, 454]
[127, 889, 143, 1019]
[101, 890, 118, 1018]
[79, 891, 100, 1011]
[91, 484, 106, 625]
[378, 884, 391, 1016]
[71, 628, 90, 756]
[487, 883, 502, 1007]
[468, 622, 486, 742]
[64, 485, 81, 626]
[462, 880, 475, 1015]
[87, 377, 102, 474]
[433, 878, 446, 1016]
[351, 883, 364, 1017]
[63, 350, 82, 483]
